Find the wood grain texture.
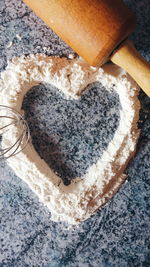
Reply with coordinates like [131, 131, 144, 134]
[111, 40, 150, 97]
[23, 0, 135, 65]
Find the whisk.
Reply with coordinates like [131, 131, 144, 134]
[0, 105, 30, 160]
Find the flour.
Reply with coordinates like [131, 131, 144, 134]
[0, 54, 140, 224]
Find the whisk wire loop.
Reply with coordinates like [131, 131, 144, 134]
[0, 105, 30, 160]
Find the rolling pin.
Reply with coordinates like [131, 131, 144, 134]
[23, 0, 150, 97]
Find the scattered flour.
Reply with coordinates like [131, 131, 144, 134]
[6, 41, 13, 49]
[0, 54, 140, 224]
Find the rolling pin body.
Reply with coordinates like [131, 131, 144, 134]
[23, 0, 150, 96]
[23, 0, 135, 66]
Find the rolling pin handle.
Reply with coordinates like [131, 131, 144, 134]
[111, 40, 150, 97]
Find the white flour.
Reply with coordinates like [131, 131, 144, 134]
[0, 54, 140, 224]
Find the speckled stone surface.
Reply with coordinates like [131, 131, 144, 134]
[0, 0, 150, 266]
[22, 83, 120, 185]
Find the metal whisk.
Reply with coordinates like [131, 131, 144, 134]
[0, 105, 30, 160]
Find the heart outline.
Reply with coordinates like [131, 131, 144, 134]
[0, 55, 140, 224]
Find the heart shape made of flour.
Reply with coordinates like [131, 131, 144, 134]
[0, 54, 140, 225]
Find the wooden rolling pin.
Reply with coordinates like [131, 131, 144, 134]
[23, 0, 150, 96]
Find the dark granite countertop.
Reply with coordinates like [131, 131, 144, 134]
[0, 0, 150, 266]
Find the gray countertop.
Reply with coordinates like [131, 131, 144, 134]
[0, 0, 150, 266]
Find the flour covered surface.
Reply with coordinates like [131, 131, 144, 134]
[0, 54, 140, 224]
[0, 0, 150, 265]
